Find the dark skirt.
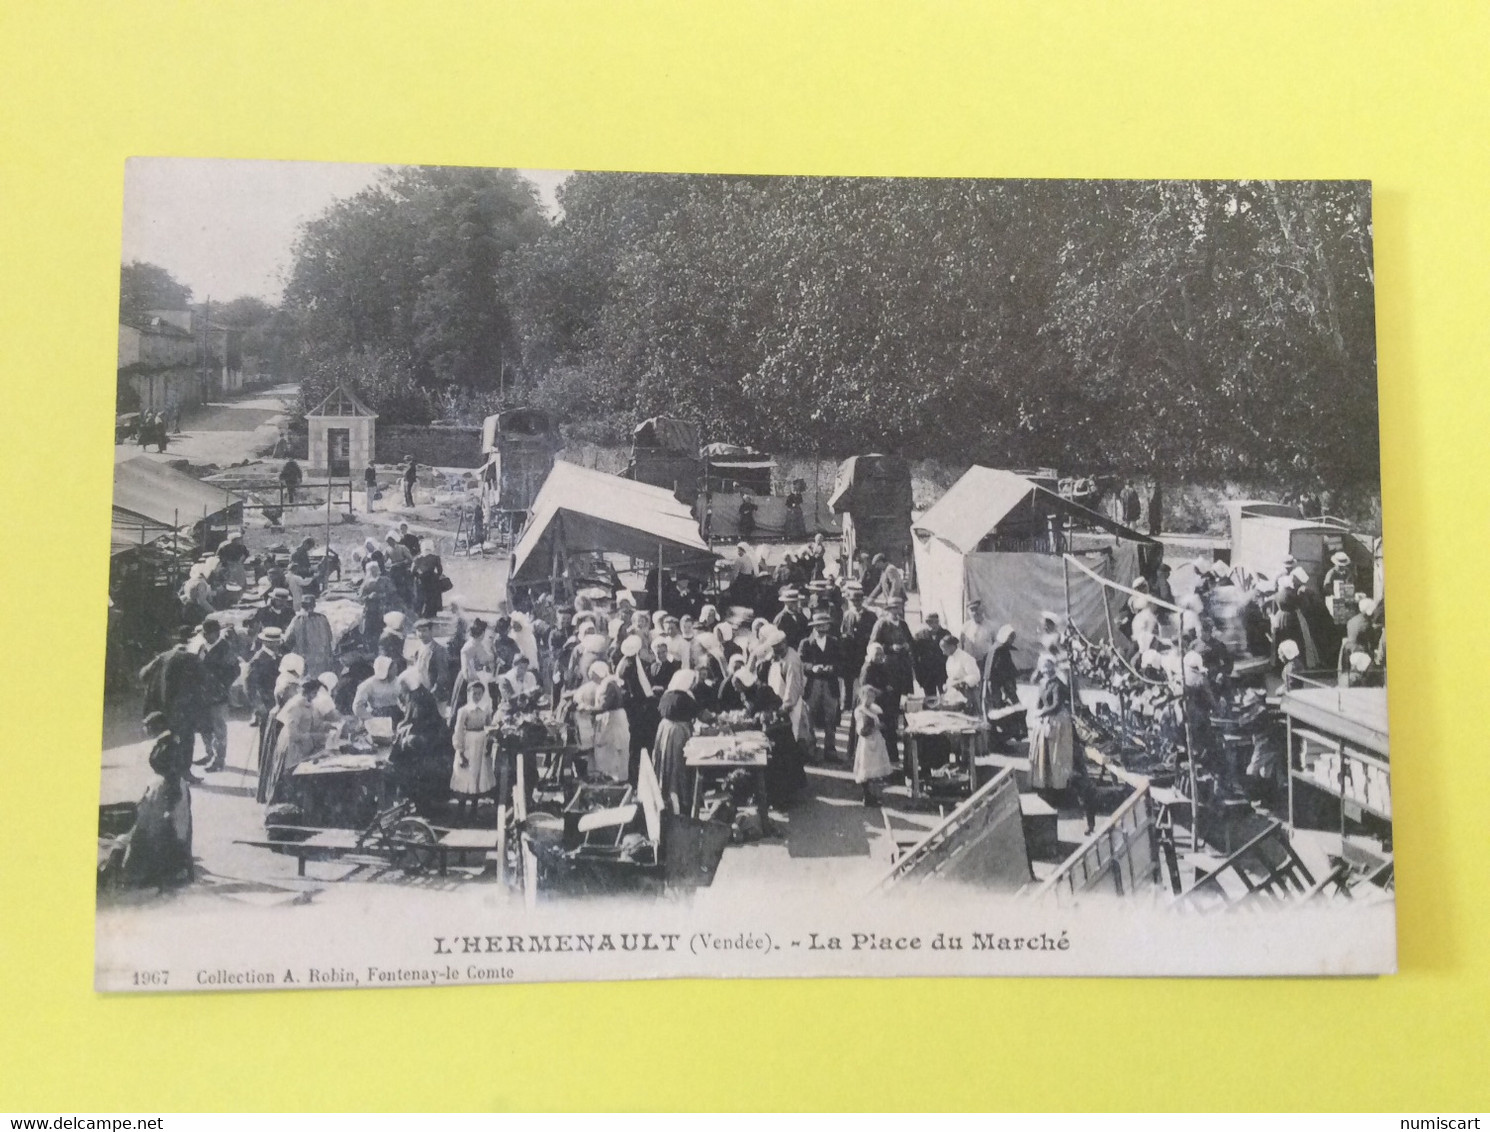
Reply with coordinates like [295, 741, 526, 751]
[122, 778, 193, 887]
[764, 720, 807, 805]
[414, 574, 444, 618]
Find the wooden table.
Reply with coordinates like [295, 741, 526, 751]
[285, 750, 387, 827]
[901, 710, 988, 800]
[684, 730, 771, 831]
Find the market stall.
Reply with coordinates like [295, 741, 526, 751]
[1282, 678, 1392, 881]
[685, 730, 771, 829]
[507, 461, 717, 607]
[912, 467, 1156, 670]
[900, 709, 989, 801]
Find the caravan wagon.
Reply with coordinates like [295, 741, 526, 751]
[479, 408, 561, 537]
[1223, 500, 1378, 594]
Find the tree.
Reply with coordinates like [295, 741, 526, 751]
[119, 261, 191, 324]
[284, 166, 549, 395]
[214, 295, 294, 378]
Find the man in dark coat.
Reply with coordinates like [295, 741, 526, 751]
[773, 587, 809, 650]
[254, 587, 296, 635]
[198, 617, 239, 772]
[799, 610, 843, 762]
[839, 582, 876, 755]
[139, 627, 206, 782]
[912, 612, 951, 698]
[279, 458, 303, 504]
[868, 595, 915, 764]
[401, 458, 418, 507]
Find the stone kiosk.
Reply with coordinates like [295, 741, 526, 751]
[307, 384, 376, 477]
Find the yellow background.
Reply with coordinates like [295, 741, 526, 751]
[2, 0, 1486, 1112]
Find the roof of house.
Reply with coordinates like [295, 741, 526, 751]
[509, 461, 714, 585]
[120, 317, 195, 339]
[912, 466, 1155, 555]
[307, 384, 376, 418]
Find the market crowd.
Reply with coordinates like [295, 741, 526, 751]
[123, 490, 1383, 889]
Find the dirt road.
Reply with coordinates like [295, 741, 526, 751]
[115, 383, 296, 466]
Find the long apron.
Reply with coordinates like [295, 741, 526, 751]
[591, 709, 631, 782]
[1028, 709, 1075, 790]
[450, 727, 495, 795]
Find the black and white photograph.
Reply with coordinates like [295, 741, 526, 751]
[97, 159, 1392, 988]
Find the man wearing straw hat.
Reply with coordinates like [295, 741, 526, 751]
[773, 586, 809, 650]
[800, 609, 843, 762]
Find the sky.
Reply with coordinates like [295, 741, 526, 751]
[120, 158, 571, 304]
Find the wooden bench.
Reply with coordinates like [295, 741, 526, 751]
[236, 827, 501, 877]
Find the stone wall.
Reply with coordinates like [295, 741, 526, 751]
[376, 424, 483, 468]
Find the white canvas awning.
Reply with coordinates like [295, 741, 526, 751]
[112, 456, 243, 532]
[913, 466, 1156, 553]
[509, 461, 715, 585]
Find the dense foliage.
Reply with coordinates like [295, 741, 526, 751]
[506, 175, 1377, 488]
[135, 172, 1381, 490]
[119, 261, 193, 325]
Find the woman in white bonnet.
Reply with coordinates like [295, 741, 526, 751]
[573, 660, 630, 782]
[651, 668, 700, 812]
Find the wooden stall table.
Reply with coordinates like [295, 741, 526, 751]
[684, 730, 772, 832]
[283, 750, 388, 828]
[901, 710, 989, 801]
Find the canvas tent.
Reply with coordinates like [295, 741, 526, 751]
[508, 461, 716, 594]
[112, 455, 243, 548]
[828, 454, 913, 569]
[912, 467, 1157, 669]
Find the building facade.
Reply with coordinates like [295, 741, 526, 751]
[306, 385, 377, 477]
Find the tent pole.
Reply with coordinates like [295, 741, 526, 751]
[550, 512, 562, 606]
[1062, 553, 1078, 710]
[1182, 683, 1199, 860]
[657, 541, 664, 610]
[1098, 569, 1125, 758]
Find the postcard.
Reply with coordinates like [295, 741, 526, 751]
[98, 160, 1391, 990]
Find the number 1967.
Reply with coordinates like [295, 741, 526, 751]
[132, 970, 169, 986]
